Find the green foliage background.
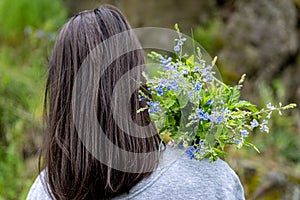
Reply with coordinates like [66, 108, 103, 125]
[0, 0, 67, 199]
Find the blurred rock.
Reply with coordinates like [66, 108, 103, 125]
[219, 0, 298, 83]
[118, 0, 215, 30]
[252, 171, 287, 199]
[282, 184, 300, 200]
[63, 0, 215, 31]
[281, 55, 300, 104]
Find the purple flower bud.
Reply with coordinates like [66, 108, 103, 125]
[174, 45, 180, 52]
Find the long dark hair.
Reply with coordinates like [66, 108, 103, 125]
[40, 5, 162, 199]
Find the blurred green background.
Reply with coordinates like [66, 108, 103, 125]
[0, 0, 299, 199]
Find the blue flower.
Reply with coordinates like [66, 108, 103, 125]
[200, 65, 212, 76]
[174, 45, 180, 52]
[186, 146, 196, 159]
[234, 139, 241, 144]
[206, 65, 213, 70]
[240, 129, 249, 137]
[250, 119, 259, 128]
[169, 80, 179, 92]
[197, 108, 209, 120]
[147, 101, 154, 107]
[172, 73, 179, 79]
[199, 140, 204, 145]
[200, 65, 214, 82]
[170, 80, 177, 86]
[200, 68, 208, 76]
[206, 99, 214, 105]
[176, 37, 187, 46]
[139, 95, 145, 101]
[155, 85, 164, 96]
[148, 101, 160, 114]
[195, 147, 201, 154]
[181, 69, 188, 75]
[203, 74, 212, 82]
[266, 103, 275, 110]
[177, 40, 184, 46]
[194, 81, 202, 91]
[260, 125, 268, 133]
[164, 62, 173, 71]
[262, 120, 268, 125]
[160, 57, 172, 64]
[209, 114, 225, 124]
[173, 85, 179, 92]
[193, 67, 199, 72]
[160, 80, 167, 86]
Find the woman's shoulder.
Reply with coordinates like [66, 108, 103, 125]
[161, 146, 242, 181]
[159, 147, 245, 199]
[26, 170, 52, 200]
[173, 150, 240, 180]
[121, 147, 245, 200]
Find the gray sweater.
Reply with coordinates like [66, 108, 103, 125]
[27, 147, 245, 200]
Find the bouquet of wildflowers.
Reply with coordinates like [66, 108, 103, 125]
[138, 24, 296, 162]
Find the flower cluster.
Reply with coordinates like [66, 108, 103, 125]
[138, 24, 297, 162]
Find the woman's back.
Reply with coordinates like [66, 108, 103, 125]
[27, 147, 244, 200]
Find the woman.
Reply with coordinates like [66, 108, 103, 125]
[27, 5, 245, 200]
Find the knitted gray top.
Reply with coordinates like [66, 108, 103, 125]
[27, 147, 245, 200]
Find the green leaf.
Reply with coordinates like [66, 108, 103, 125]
[215, 125, 223, 137]
[283, 103, 297, 110]
[158, 126, 169, 134]
[217, 138, 225, 150]
[209, 154, 218, 162]
[165, 98, 176, 108]
[166, 115, 176, 125]
[213, 148, 227, 157]
[178, 94, 189, 108]
[244, 141, 260, 153]
[186, 55, 194, 67]
[229, 86, 241, 104]
[149, 113, 162, 121]
[232, 100, 258, 112]
[174, 23, 179, 31]
[205, 132, 215, 145]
